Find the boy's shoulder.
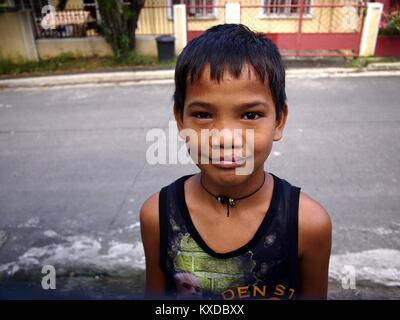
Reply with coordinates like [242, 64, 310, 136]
[139, 191, 160, 230]
[298, 191, 331, 230]
[139, 175, 189, 226]
[272, 174, 331, 237]
[298, 191, 332, 257]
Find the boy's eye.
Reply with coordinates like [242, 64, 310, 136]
[193, 112, 211, 119]
[242, 112, 261, 120]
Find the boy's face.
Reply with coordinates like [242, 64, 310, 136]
[174, 63, 287, 183]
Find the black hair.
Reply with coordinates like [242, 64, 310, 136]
[173, 23, 287, 121]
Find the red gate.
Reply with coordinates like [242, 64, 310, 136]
[186, 0, 367, 57]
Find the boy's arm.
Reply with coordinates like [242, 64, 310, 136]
[140, 192, 167, 299]
[298, 191, 332, 299]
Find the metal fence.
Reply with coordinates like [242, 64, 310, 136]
[31, 0, 369, 56]
[183, 0, 367, 56]
[186, 3, 226, 41]
[240, 0, 366, 56]
[241, 1, 365, 33]
[33, 6, 99, 39]
[33, 0, 174, 39]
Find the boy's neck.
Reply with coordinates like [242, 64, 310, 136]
[196, 167, 269, 203]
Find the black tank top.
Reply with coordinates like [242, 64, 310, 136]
[158, 172, 301, 300]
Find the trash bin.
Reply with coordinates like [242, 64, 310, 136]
[155, 35, 175, 61]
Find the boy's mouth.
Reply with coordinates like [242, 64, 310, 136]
[196, 148, 253, 167]
[208, 154, 250, 166]
[209, 158, 244, 169]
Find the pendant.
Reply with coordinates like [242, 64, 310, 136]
[217, 196, 236, 207]
[217, 196, 228, 204]
[217, 196, 236, 217]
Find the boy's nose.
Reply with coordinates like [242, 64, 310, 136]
[210, 128, 243, 150]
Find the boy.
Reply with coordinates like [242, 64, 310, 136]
[140, 24, 331, 300]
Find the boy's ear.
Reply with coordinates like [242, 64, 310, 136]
[273, 103, 288, 142]
[173, 104, 184, 133]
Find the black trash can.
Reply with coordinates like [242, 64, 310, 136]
[155, 35, 175, 61]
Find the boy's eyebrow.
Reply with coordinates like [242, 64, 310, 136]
[187, 100, 269, 109]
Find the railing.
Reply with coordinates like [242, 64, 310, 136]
[185, 4, 225, 36]
[33, 1, 174, 38]
[31, 0, 369, 56]
[240, 1, 367, 34]
[33, 7, 99, 39]
[239, 0, 367, 56]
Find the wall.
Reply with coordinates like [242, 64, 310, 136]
[375, 36, 400, 56]
[36, 35, 158, 59]
[36, 36, 112, 59]
[0, 11, 38, 61]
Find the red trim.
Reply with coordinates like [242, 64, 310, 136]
[269, 33, 361, 51]
[188, 32, 361, 53]
[296, 0, 305, 56]
[375, 36, 400, 57]
[374, 0, 392, 13]
[187, 31, 204, 41]
[240, 4, 367, 9]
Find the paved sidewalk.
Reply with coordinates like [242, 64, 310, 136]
[1, 62, 400, 90]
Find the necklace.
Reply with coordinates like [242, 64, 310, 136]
[199, 172, 266, 217]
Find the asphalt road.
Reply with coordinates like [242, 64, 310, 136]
[0, 75, 399, 299]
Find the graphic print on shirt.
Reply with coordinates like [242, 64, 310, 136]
[170, 232, 296, 300]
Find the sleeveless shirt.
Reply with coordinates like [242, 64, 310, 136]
[158, 172, 301, 300]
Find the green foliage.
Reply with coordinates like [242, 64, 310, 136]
[0, 53, 77, 75]
[345, 57, 372, 70]
[96, 0, 145, 60]
[58, 0, 145, 59]
[379, 10, 400, 36]
[0, 52, 176, 77]
[345, 56, 400, 70]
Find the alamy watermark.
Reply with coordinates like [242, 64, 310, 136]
[146, 121, 255, 175]
[40, 5, 56, 30]
[41, 265, 56, 290]
[341, 265, 356, 290]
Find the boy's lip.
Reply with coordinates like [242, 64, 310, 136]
[210, 160, 243, 169]
[198, 150, 253, 166]
[207, 154, 249, 168]
[209, 154, 250, 163]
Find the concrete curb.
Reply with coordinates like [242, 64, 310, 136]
[0, 67, 399, 89]
[366, 62, 400, 71]
[0, 70, 175, 89]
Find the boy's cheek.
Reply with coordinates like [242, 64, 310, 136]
[252, 136, 275, 161]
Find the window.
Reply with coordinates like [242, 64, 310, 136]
[263, 0, 312, 16]
[82, 0, 101, 22]
[168, 0, 217, 19]
[188, 0, 214, 18]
